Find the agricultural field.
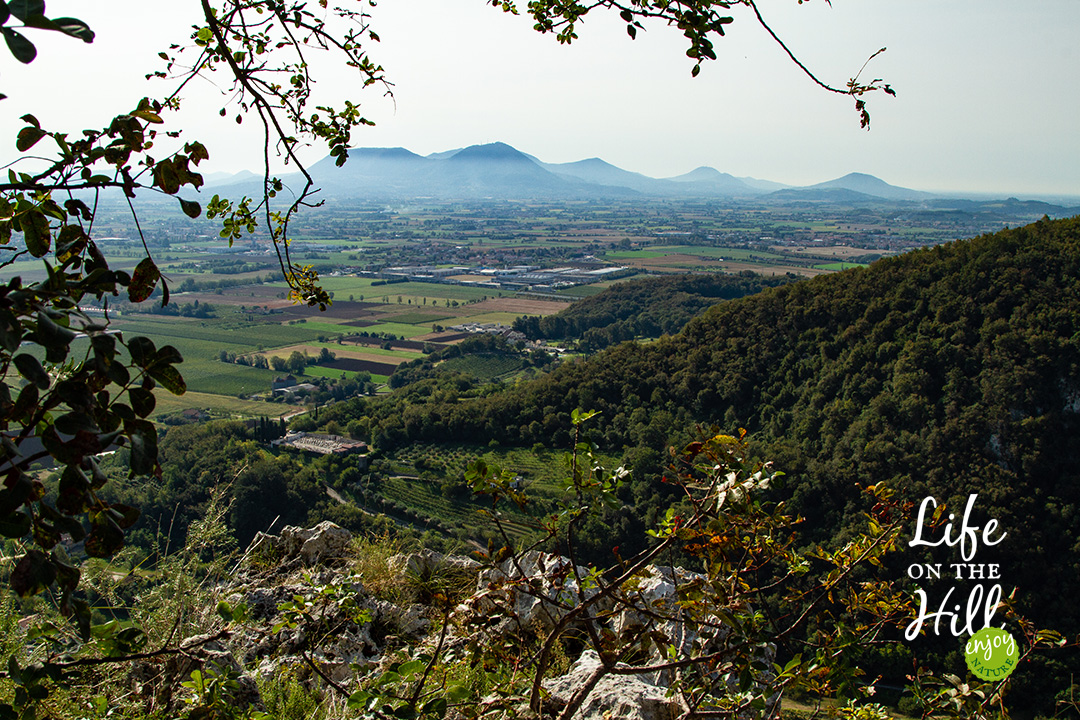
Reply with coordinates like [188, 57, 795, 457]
[6, 194, 976, 427]
[152, 391, 286, 421]
[365, 443, 616, 541]
[779, 244, 892, 260]
[813, 262, 870, 271]
[612, 252, 827, 277]
[438, 355, 525, 380]
[95, 277, 568, 420]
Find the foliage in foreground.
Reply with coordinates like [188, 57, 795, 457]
[3, 415, 1071, 720]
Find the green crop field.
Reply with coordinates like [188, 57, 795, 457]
[368, 283, 504, 302]
[295, 277, 381, 293]
[302, 365, 367, 381]
[556, 285, 608, 298]
[604, 250, 667, 259]
[177, 359, 281, 396]
[152, 391, 283, 420]
[284, 320, 353, 335]
[371, 441, 628, 541]
[382, 312, 452, 325]
[605, 245, 790, 262]
[813, 262, 869, 271]
[327, 345, 425, 360]
[359, 322, 432, 338]
[451, 312, 525, 325]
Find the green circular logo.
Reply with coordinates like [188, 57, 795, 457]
[965, 627, 1018, 681]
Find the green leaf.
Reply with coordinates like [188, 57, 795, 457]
[109, 627, 148, 655]
[0, 511, 31, 539]
[70, 597, 92, 640]
[54, 411, 100, 436]
[148, 363, 185, 395]
[13, 352, 49, 389]
[11, 549, 56, 596]
[152, 158, 180, 194]
[56, 466, 91, 514]
[0, 308, 23, 352]
[16, 126, 46, 152]
[107, 503, 140, 529]
[19, 207, 50, 256]
[421, 698, 447, 716]
[84, 511, 124, 558]
[126, 420, 159, 477]
[11, 382, 39, 420]
[125, 336, 156, 367]
[155, 344, 184, 366]
[346, 690, 372, 710]
[130, 109, 163, 124]
[51, 17, 94, 43]
[129, 387, 155, 417]
[55, 223, 88, 263]
[128, 257, 159, 303]
[8, 0, 45, 22]
[397, 659, 425, 678]
[37, 310, 76, 360]
[1, 27, 37, 64]
[19, 14, 56, 30]
[178, 198, 201, 218]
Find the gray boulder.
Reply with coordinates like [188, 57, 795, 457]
[542, 650, 681, 720]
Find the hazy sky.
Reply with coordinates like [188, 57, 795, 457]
[1, 0, 1078, 196]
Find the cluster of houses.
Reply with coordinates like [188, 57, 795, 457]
[448, 322, 528, 344]
[271, 375, 319, 399]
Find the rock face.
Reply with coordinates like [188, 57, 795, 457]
[543, 650, 681, 720]
[139, 523, 779, 720]
[388, 547, 482, 578]
[474, 550, 611, 632]
[281, 520, 354, 565]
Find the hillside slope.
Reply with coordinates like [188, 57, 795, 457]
[512, 272, 794, 351]
[361, 217, 1080, 657]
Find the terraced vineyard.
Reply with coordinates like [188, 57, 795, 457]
[362, 442, 612, 542]
[378, 477, 532, 539]
[438, 354, 524, 380]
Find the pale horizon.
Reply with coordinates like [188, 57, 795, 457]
[1, 0, 1077, 198]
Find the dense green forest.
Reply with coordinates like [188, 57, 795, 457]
[512, 272, 793, 351]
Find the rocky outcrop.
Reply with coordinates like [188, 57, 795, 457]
[388, 547, 482, 579]
[473, 550, 613, 632]
[137, 523, 779, 720]
[542, 651, 681, 720]
[245, 520, 353, 569]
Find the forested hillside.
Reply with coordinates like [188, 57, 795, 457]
[512, 272, 793, 350]
[341, 217, 1080, 696]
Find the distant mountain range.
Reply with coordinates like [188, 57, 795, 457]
[205, 141, 1078, 208]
